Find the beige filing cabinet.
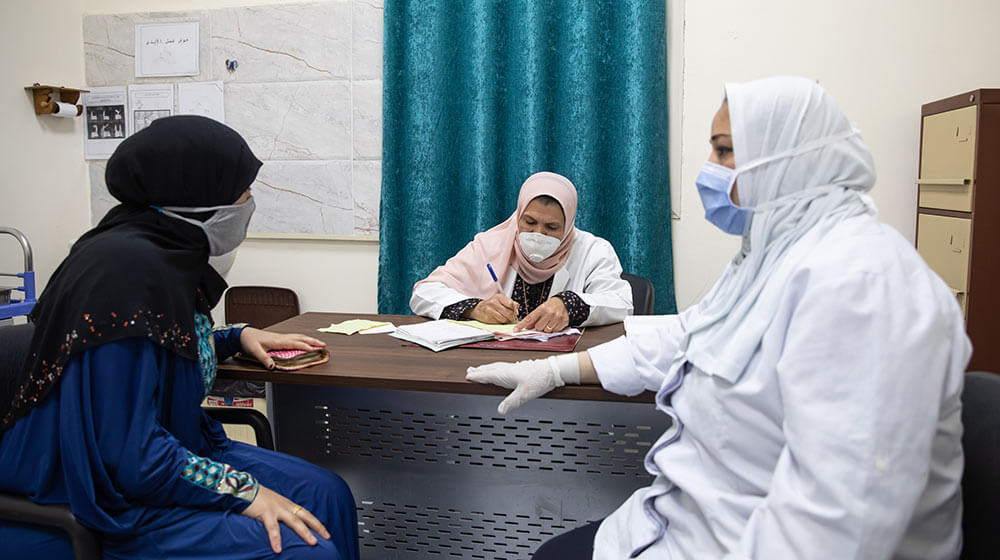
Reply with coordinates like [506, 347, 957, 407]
[915, 89, 1000, 373]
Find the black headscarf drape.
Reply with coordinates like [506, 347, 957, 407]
[1, 116, 262, 430]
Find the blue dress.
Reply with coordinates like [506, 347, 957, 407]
[0, 322, 358, 560]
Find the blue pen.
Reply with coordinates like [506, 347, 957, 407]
[486, 263, 504, 294]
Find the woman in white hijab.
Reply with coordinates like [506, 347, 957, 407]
[467, 77, 970, 559]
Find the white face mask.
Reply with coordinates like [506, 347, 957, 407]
[154, 197, 256, 256]
[208, 248, 238, 277]
[518, 231, 561, 262]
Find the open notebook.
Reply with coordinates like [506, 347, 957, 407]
[391, 320, 581, 352]
[390, 320, 496, 352]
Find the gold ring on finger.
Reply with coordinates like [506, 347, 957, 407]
[291, 505, 303, 516]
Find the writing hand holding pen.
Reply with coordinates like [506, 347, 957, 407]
[463, 264, 519, 324]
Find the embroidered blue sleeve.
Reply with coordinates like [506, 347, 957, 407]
[211, 322, 248, 363]
[181, 451, 259, 503]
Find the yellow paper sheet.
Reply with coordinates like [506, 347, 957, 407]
[318, 319, 392, 335]
[446, 319, 517, 334]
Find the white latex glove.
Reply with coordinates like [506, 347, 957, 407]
[466, 354, 581, 414]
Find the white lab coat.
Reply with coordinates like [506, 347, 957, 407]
[588, 214, 969, 559]
[410, 230, 633, 327]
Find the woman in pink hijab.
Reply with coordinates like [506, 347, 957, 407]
[410, 172, 633, 332]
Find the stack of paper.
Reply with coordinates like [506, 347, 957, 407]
[445, 319, 517, 335]
[390, 320, 496, 352]
[494, 327, 580, 342]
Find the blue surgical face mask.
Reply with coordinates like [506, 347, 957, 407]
[153, 197, 256, 256]
[696, 126, 864, 237]
[696, 162, 750, 236]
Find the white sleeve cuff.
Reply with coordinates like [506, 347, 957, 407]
[410, 282, 470, 319]
[547, 353, 581, 385]
[587, 335, 646, 397]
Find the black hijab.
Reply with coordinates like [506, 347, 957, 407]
[0, 115, 262, 430]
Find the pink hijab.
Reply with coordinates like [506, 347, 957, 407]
[418, 171, 579, 299]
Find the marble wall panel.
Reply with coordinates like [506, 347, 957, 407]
[83, 1, 383, 237]
[211, 2, 352, 83]
[352, 160, 381, 235]
[352, 80, 382, 160]
[251, 160, 354, 235]
[84, 12, 213, 87]
[352, 0, 384, 80]
[226, 81, 352, 160]
[88, 161, 115, 226]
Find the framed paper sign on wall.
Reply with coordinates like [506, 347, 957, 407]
[135, 22, 200, 78]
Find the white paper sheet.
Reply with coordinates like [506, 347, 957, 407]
[358, 323, 397, 335]
[83, 86, 128, 160]
[135, 22, 199, 77]
[127, 83, 174, 135]
[177, 81, 225, 123]
[494, 328, 580, 342]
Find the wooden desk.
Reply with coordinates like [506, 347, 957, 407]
[218, 312, 650, 403]
[219, 313, 665, 560]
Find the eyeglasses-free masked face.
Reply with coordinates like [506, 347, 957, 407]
[710, 101, 738, 205]
[517, 196, 566, 239]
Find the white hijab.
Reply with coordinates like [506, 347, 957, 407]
[681, 76, 878, 383]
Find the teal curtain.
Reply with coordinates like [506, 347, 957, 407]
[379, 0, 675, 315]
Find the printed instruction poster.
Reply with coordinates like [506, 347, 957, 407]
[127, 83, 174, 135]
[83, 86, 127, 160]
[135, 22, 199, 77]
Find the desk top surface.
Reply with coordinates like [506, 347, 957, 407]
[218, 312, 651, 403]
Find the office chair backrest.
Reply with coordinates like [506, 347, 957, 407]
[621, 273, 655, 315]
[224, 286, 300, 328]
[0, 322, 103, 560]
[961, 370, 1000, 559]
[0, 322, 35, 385]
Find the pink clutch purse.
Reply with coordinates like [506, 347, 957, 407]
[236, 347, 330, 371]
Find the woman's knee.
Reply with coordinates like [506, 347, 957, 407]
[315, 469, 356, 510]
[283, 535, 341, 560]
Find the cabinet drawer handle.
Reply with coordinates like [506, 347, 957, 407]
[915, 178, 971, 186]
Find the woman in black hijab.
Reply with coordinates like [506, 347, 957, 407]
[0, 116, 359, 559]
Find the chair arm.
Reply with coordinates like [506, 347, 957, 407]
[0, 493, 101, 560]
[205, 407, 275, 451]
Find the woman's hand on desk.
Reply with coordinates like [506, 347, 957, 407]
[239, 327, 326, 370]
[515, 297, 569, 332]
[242, 485, 330, 553]
[466, 293, 520, 324]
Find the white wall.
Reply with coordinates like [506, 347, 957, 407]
[4, 0, 999, 319]
[671, 0, 1000, 309]
[0, 1, 88, 300]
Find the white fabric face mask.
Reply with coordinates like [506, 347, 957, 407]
[518, 231, 561, 262]
[154, 197, 256, 256]
[208, 248, 238, 277]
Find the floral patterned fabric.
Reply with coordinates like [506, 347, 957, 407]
[182, 451, 259, 503]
